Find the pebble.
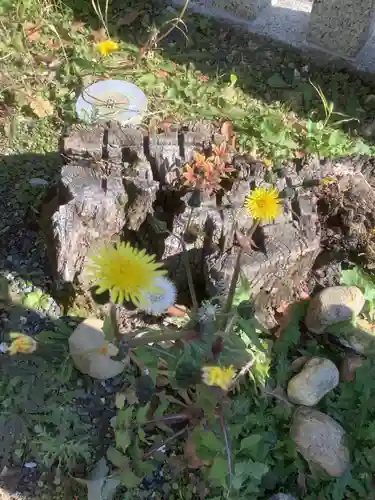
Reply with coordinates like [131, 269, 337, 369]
[287, 357, 339, 406]
[305, 286, 365, 334]
[290, 407, 350, 477]
[24, 462, 37, 469]
[29, 178, 49, 187]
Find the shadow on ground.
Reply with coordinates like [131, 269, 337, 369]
[0, 152, 63, 289]
[0, 294, 116, 499]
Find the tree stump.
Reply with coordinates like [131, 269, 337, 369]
[40, 120, 326, 323]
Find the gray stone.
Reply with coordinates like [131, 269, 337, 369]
[287, 357, 339, 406]
[29, 178, 49, 187]
[305, 286, 365, 334]
[307, 0, 375, 57]
[210, 0, 271, 20]
[290, 407, 350, 477]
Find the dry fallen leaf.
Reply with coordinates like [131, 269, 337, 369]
[46, 38, 59, 49]
[34, 54, 55, 64]
[117, 10, 143, 26]
[156, 375, 169, 387]
[125, 388, 138, 405]
[340, 355, 363, 382]
[221, 120, 233, 142]
[24, 22, 42, 42]
[167, 305, 187, 317]
[91, 27, 107, 42]
[28, 95, 54, 118]
[115, 392, 126, 409]
[71, 21, 86, 32]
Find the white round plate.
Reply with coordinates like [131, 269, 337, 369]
[76, 79, 148, 125]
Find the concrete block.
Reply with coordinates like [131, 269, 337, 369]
[210, 0, 271, 20]
[307, 0, 375, 57]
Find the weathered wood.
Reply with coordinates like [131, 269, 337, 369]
[43, 121, 325, 322]
[49, 162, 127, 283]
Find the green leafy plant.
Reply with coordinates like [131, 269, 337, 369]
[340, 265, 375, 320]
[303, 82, 370, 158]
[257, 112, 298, 162]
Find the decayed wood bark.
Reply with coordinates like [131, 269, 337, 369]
[41, 120, 324, 324]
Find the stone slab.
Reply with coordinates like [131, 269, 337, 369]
[210, 0, 271, 20]
[307, 0, 375, 57]
[171, 0, 375, 73]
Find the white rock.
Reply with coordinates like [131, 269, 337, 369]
[29, 178, 49, 187]
[305, 286, 365, 334]
[24, 462, 37, 469]
[68, 318, 127, 380]
[0, 342, 9, 353]
[290, 408, 350, 477]
[287, 357, 339, 406]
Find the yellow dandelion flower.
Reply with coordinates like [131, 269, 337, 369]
[263, 158, 273, 168]
[321, 176, 337, 186]
[87, 242, 166, 306]
[9, 333, 37, 355]
[97, 39, 119, 56]
[244, 187, 282, 222]
[202, 365, 236, 391]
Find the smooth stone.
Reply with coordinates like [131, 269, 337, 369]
[287, 357, 339, 406]
[305, 286, 365, 334]
[68, 318, 127, 380]
[290, 407, 350, 477]
[29, 178, 49, 187]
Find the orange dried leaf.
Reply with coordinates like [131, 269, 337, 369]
[167, 305, 187, 317]
[71, 21, 86, 32]
[28, 95, 54, 118]
[221, 120, 233, 142]
[46, 38, 59, 49]
[27, 28, 41, 42]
